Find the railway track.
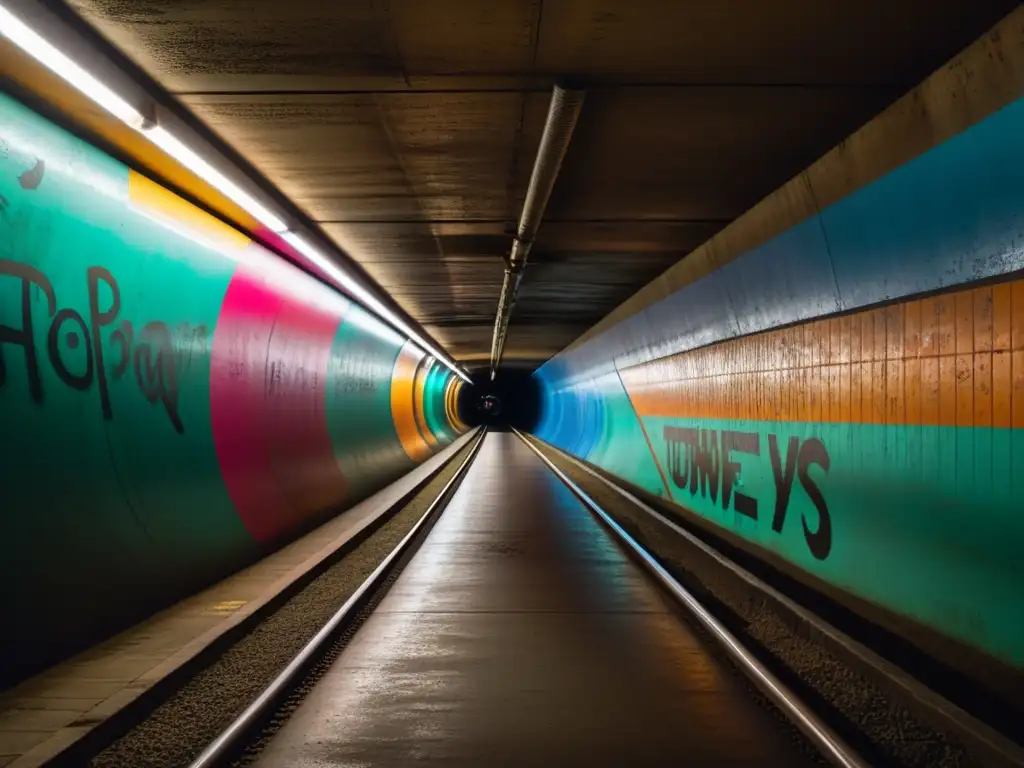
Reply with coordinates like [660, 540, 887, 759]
[512, 428, 867, 768]
[190, 429, 490, 768]
[187, 430, 849, 766]
[72, 430, 486, 768]
[69, 428, 1024, 768]
[517, 430, 1024, 768]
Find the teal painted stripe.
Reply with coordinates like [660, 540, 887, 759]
[0, 91, 249, 675]
[633, 416, 1024, 668]
[328, 303, 413, 500]
[0, 92, 247, 580]
[422, 363, 454, 444]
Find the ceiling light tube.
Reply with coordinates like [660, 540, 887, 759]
[143, 126, 288, 232]
[0, 5, 145, 128]
[0, 4, 286, 233]
[0, 3, 470, 383]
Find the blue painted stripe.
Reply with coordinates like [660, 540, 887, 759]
[540, 94, 1024, 382]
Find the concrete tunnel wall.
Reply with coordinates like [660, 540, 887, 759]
[0, 91, 468, 685]
[533, 23, 1024, 686]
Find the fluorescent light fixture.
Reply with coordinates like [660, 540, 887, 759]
[0, 4, 286, 233]
[0, 5, 144, 128]
[144, 126, 288, 232]
[283, 233, 472, 383]
[0, 3, 469, 382]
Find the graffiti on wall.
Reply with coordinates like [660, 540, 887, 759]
[663, 426, 832, 560]
[0, 260, 202, 432]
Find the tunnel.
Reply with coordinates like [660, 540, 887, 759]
[1, 2, 1023, 766]
[461, 367, 543, 430]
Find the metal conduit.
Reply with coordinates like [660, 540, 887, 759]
[489, 84, 585, 380]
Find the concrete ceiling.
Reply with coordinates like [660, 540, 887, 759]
[65, 0, 1019, 372]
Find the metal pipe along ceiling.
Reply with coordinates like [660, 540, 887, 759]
[489, 84, 585, 380]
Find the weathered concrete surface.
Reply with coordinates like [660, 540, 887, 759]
[570, 5, 1024, 352]
[65, 0, 1021, 370]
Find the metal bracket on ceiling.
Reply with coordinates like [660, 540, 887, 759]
[503, 236, 532, 273]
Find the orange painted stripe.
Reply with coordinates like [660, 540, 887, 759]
[621, 278, 1024, 428]
[444, 377, 458, 432]
[452, 380, 459, 429]
[456, 380, 467, 431]
[448, 378, 467, 432]
[414, 359, 438, 447]
[129, 171, 251, 253]
[391, 343, 431, 461]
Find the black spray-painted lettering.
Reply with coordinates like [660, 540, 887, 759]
[665, 426, 697, 492]
[134, 322, 183, 433]
[768, 435, 799, 533]
[0, 259, 187, 433]
[47, 307, 92, 390]
[19, 159, 45, 190]
[696, 429, 719, 503]
[721, 430, 759, 520]
[796, 438, 831, 560]
[110, 320, 133, 379]
[666, 427, 759, 520]
[665, 426, 831, 560]
[88, 266, 117, 419]
[0, 261, 55, 401]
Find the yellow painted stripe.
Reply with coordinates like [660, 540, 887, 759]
[0, 41, 261, 233]
[129, 171, 251, 253]
[444, 377, 455, 430]
[621, 279, 1024, 430]
[451, 379, 467, 432]
[207, 600, 247, 614]
[445, 376, 465, 433]
[451, 379, 461, 431]
[391, 343, 431, 461]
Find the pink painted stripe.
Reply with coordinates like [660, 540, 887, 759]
[264, 294, 348, 523]
[255, 227, 336, 287]
[210, 264, 347, 543]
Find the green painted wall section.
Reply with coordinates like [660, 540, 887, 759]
[538, 371, 666, 496]
[0, 90, 469, 685]
[0, 93, 248, 646]
[327, 303, 414, 500]
[641, 416, 1024, 666]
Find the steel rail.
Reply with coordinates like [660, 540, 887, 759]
[512, 427, 870, 768]
[521, 431, 1024, 767]
[188, 427, 488, 768]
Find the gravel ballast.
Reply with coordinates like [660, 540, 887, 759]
[90, 438, 478, 768]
